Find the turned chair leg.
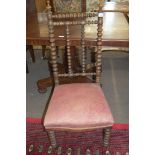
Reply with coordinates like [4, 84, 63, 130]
[47, 130, 57, 149]
[103, 127, 112, 148]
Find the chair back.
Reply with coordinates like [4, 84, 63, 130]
[46, 0, 104, 86]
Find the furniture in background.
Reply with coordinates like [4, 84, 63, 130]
[26, 2, 129, 92]
[34, 0, 46, 12]
[26, 45, 35, 73]
[43, 1, 114, 153]
[26, 61, 29, 73]
[26, 45, 35, 63]
[34, 0, 86, 12]
[27, 0, 47, 61]
[26, 0, 36, 72]
[101, 0, 129, 23]
[26, 0, 129, 66]
[39, 0, 87, 59]
[50, 0, 86, 13]
[86, 0, 129, 24]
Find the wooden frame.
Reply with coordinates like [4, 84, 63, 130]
[44, 0, 112, 150]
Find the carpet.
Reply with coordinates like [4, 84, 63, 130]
[26, 118, 129, 155]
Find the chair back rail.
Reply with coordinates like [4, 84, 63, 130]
[46, 0, 104, 85]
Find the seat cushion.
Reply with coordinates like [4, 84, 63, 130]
[44, 83, 114, 130]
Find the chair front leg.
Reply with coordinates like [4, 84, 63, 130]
[103, 127, 112, 148]
[47, 130, 57, 149]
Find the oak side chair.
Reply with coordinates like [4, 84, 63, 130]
[43, 0, 114, 153]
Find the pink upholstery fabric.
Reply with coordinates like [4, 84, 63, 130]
[44, 83, 114, 130]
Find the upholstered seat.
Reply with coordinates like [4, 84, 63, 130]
[44, 83, 114, 130]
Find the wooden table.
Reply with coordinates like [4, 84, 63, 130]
[27, 2, 128, 46]
[26, 2, 129, 92]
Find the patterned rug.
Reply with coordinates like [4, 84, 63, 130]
[26, 118, 129, 155]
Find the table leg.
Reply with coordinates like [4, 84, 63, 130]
[27, 45, 35, 63]
[26, 61, 29, 73]
[124, 13, 129, 24]
[42, 45, 46, 59]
